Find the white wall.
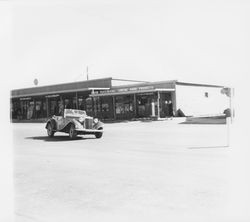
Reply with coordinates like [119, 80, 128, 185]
[175, 84, 230, 116]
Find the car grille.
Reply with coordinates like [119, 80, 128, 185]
[85, 117, 93, 129]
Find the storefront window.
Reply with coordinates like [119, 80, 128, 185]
[86, 97, 93, 115]
[20, 101, 26, 119]
[73, 96, 77, 109]
[93, 97, 101, 113]
[19, 98, 34, 119]
[100, 96, 113, 119]
[136, 93, 155, 118]
[160, 92, 173, 117]
[64, 99, 70, 108]
[62, 93, 77, 110]
[11, 100, 21, 119]
[115, 95, 134, 119]
[27, 101, 34, 119]
[50, 100, 58, 116]
[35, 101, 42, 118]
[102, 103, 109, 112]
[77, 92, 91, 111]
[47, 95, 60, 116]
[77, 97, 86, 111]
[43, 100, 47, 117]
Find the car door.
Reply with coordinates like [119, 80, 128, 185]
[57, 116, 66, 131]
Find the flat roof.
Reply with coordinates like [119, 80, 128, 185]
[110, 79, 226, 90]
[11, 77, 112, 98]
[111, 80, 177, 90]
[90, 88, 175, 97]
[11, 77, 228, 99]
[176, 81, 225, 88]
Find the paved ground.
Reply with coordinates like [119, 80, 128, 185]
[13, 121, 234, 222]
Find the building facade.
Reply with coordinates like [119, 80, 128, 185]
[10, 77, 231, 121]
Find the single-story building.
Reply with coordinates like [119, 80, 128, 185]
[10, 77, 232, 121]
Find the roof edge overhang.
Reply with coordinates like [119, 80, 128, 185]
[11, 87, 111, 99]
[11, 77, 112, 92]
[175, 81, 226, 88]
[90, 88, 175, 97]
[111, 79, 177, 89]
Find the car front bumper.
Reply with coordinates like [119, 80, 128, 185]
[75, 128, 103, 133]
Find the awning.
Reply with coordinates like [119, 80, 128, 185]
[11, 87, 110, 98]
[11, 77, 112, 98]
[90, 88, 175, 97]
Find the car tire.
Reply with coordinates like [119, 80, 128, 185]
[47, 123, 55, 137]
[95, 132, 103, 139]
[69, 124, 77, 139]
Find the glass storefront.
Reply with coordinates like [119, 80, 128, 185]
[11, 98, 47, 120]
[86, 92, 173, 120]
[86, 97, 93, 116]
[34, 98, 47, 118]
[93, 97, 101, 117]
[46, 93, 79, 117]
[159, 92, 173, 118]
[47, 96, 60, 117]
[11, 99, 21, 119]
[11, 90, 174, 121]
[136, 93, 156, 118]
[100, 96, 114, 119]
[77, 94, 87, 111]
[86, 96, 114, 119]
[115, 95, 134, 120]
[62, 93, 77, 110]
[19, 99, 34, 120]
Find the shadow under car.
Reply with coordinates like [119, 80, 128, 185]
[25, 135, 96, 142]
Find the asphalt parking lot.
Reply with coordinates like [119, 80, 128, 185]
[13, 121, 234, 222]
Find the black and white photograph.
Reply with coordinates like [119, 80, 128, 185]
[1, 0, 250, 221]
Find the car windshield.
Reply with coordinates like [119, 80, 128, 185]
[64, 109, 86, 117]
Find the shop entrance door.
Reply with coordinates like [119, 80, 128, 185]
[136, 93, 155, 118]
[100, 96, 114, 120]
[160, 93, 173, 118]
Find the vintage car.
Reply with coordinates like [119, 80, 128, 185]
[45, 109, 104, 139]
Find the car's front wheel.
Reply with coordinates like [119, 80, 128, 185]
[69, 124, 77, 139]
[47, 123, 55, 137]
[95, 131, 103, 139]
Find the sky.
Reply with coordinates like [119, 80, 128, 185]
[8, 0, 250, 89]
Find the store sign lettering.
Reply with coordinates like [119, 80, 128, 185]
[45, 94, 60, 98]
[98, 86, 154, 94]
[20, 97, 31, 101]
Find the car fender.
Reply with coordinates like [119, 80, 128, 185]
[72, 119, 83, 129]
[45, 118, 57, 131]
[93, 121, 104, 130]
[61, 119, 82, 132]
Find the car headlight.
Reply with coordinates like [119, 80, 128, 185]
[93, 118, 98, 124]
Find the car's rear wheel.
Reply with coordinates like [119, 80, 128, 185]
[47, 123, 54, 137]
[69, 124, 77, 139]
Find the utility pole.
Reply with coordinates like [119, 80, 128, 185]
[86, 66, 89, 80]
